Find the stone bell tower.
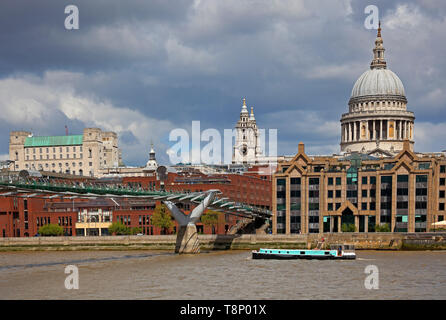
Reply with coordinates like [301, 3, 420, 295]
[233, 98, 262, 164]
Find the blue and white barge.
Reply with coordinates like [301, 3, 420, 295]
[252, 244, 356, 260]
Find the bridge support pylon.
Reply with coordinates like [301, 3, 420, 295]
[163, 191, 217, 254]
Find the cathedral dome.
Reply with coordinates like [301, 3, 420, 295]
[351, 68, 405, 98]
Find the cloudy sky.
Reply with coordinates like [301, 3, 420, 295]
[0, 0, 445, 166]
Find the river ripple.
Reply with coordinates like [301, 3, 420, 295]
[0, 250, 445, 299]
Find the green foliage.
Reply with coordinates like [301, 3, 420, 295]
[108, 222, 130, 235]
[200, 210, 220, 226]
[38, 223, 64, 236]
[375, 223, 391, 232]
[341, 223, 356, 232]
[151, 204, 174, 234]
[131, 227, 142, 235]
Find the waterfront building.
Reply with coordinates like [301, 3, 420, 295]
[340, 23, 415, 156]
[273, 141, 446, 234]
[9, 128, 121, 177]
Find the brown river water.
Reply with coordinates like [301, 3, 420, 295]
[0, 250, 445, 299]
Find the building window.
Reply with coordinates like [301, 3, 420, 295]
[370, 176, 376, 185]
[336, 177, 341, 185]
[362, 189, 367, 197]
[362, 177, 368, 185]
[440, 178, 445, 186]
[328, 190, 333, 198]
[440, 191, 445, 198]
[89, 162, 92, 166]
[335, 190, 341, 198]
[327, 203, 333, 211]
[328, 177, 333, 185]
[361, 202, 367, 210]
[440, 203, 445, 211]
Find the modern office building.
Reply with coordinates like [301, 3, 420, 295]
[273, 141, 446, 234]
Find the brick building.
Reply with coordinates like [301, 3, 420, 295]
[0, 166, 272, 237]
[272, 141, 446, 234]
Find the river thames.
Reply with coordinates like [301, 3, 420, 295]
[0, 250, 445, 299]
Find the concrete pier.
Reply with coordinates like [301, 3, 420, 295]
[175, 224, 200, 254]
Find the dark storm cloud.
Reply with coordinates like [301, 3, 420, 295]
[0, 0, 445, 164]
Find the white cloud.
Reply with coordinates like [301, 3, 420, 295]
[385, 4, 425, 30]
[414, 122, 446, 152]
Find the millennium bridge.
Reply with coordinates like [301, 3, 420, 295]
[0, 175, 271, 253]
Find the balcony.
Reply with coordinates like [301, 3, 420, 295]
[395, 222, 408, 229]
[415, 222, 427, 229]
[290, 223, 301, 230]
[416, 182, 428, 189]
[308, 223, 319, 229]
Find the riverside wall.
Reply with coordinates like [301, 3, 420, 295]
[0, 233, 445, 251]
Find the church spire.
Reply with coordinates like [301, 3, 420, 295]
[370, 21, 387, 70]
[249, 106, 255, 121]
[241, 97, 248, 114]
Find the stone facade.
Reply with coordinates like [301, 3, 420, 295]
[273, 141, 446, 234]
[233, 98, 262, 164]
[340, 23, 415, 156]
[9, 128, 120, 177]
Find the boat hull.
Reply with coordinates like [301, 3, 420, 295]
[252, 251, 356, 260]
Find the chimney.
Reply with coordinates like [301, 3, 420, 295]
[298, 142, 305, 154]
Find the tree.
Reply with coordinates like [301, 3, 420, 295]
[108, 222, 130, 235]
[151, 204, 174, 235]
[38, 223, 64, 236]
[200, 210, 220, 234]
[375, 223, 391, 232]
[131, 227, 142, 235]
[341, 223, 356, 232]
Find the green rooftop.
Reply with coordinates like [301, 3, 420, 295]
[24, 135, 83, 147]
